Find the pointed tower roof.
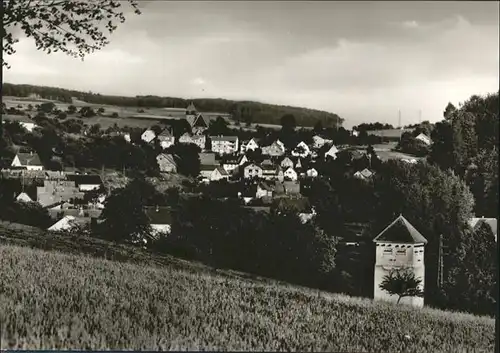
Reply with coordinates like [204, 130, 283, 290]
[186, 102, 197, 112]
[373, 214, 428, 244]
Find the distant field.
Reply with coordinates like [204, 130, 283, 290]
[0, 234, 494, 351]
[367, 129, 413, 139]
[349, 142, 425, 162]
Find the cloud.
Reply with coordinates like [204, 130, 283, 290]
[402, 20, 419, 28]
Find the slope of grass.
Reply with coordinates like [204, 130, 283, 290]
[0, 226, 495, 351]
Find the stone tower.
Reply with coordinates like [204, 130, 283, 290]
[373, 214, 428, 308]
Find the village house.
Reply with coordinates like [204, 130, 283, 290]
[187, 113, 210, 134]
[156, 153, 177, 173]
[240, 138, 260, 153]
[312, 135, 332, 149]
[256, 181, 274, 199]
[141, 129, 156, 143]
[415, 133, 432, 146]
[47, 215, 90, 232]
[16, 192, 33, 202]
[221, 155, 246, 174]
[210, 136, 239, 155]
[199, 152, 218, 166]
[283, 167, 298, 181]
[66, 174, 103, 192]
[261, 160, 283, 181]
[275, 180, 301, 196]
[325, 144, 339, 160]
[306, 168, 319, 178]
[354, 168, 375, 181]
[280, 157, 294, 169]
[210, 166, 230, 182]
[291, 141, 311, 158]
[157, 128, 175, 149]
[243, 163, 263, 179]
[262, 140, 285, 157]
[144, 206, 172, 237]
[37, 180, 84, 207]
[11, 151, 44, 171]
[373, 215, 428, 308]
[179, 133, 206, 150]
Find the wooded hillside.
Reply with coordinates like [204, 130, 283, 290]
[2, 83, 344, 128]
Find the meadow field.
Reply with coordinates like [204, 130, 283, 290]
[0, 224, 495, 352]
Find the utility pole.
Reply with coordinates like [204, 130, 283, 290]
[418, 109, 422, 125]
[398, 109, 402, 129]
[437, 234, 444, 288]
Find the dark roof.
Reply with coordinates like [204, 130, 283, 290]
[373, 215, 428, 244]
[158, 128, 173, 138]
[215, 166, 229, 176]
[67, 174, 103, 186]
[199, 153, 217, 166]
[16, 152, 42, 166]
[144, 206, 172, 225]
[192, 114, 209, 128]
[210, 136, 238, 142]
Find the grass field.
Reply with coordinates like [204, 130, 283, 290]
[0, 224, 495, 351]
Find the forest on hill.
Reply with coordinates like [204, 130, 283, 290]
[2, 83, 344, 128]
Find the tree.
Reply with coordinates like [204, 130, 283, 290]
[98, 178, 152, 244]
[79, 106, 96, 118]
[379, 268, 424, 304]
[313, 120, 324, 134]
[57, 111, 67, 120]
[111, 112, 119, 118]
[208, 117, 230, 136]
[444, 223, 497, 316]
[97, 107, 105, 115]
[280, 114, 296, 132]
[27, 104, 33, 111]
[67, 105, 77, 114]
[39, 102, 56, 114]
[2, 0, 141, 68]
[443, 102, 456, 120]
[165, 143, 201, 177]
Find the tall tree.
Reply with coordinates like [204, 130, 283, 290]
[2, 0, 141, 68]
[98, 178, 152, 244]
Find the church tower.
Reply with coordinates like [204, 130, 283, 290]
[373, 214, 427, 308]
[186, 102, 197, 115]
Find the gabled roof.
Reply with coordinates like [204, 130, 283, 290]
[258, 181, 274, 191]
[15, 152, 42, 166]
[359, 168, 374, 178]
[157, 153, 177, 167]
[325, 145, 339, 155]
[158, 128, 173, 138]
[192, 113, 209, 128]
[214, 166, 229, 176]
[210, 136, 238, 142]
[284, 167, 296, 174]
[16, 192, 33, 202]
[67, 174, 103, 186]
[244, 163, 262, 170]
[144, 206, 172, 225]
[261, 159, 273, 166]
[186, 102, 197, 112]
[373, 215, 428, 244]
[199, 152, 217, 166]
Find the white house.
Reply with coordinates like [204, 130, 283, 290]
[210, 166, 230, 182]
[48, 215, 88, 232]
[222, 157, 240, 174]
[325, 145, 339, 160]
[291, 141, 311, 158]
[243, 163, 263, 179]
[238, 154, 249, 166]
[20, 122, 38, 132]
[144, 206, 172, 237]
[240, 138, 260, 153]
[373, 215, 428, 308]
[157, 128, 175, 149]
[156, 153, 177, 173]
[179, 133, 206, 150]
[66, 174, 103, 191]
[262, 140, 285, 157]
[256, 181, 274, 199]
[11, 152, 44, 171]
[306, 168, 318, 178]
[354, 168, 375, 180]
[283, 167, 298, 181]
[280, 157, 294, 169]
[210, 136, 239, 155]
[312, 135, 332, 149]
[16, 192, 33, 202]
[415, 133, 432, 146]
[141, 129, 156, 143]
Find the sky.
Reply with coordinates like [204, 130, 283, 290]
[3, 1, 499, 128]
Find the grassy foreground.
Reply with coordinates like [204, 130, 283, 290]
[0, 243, 495, 352]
